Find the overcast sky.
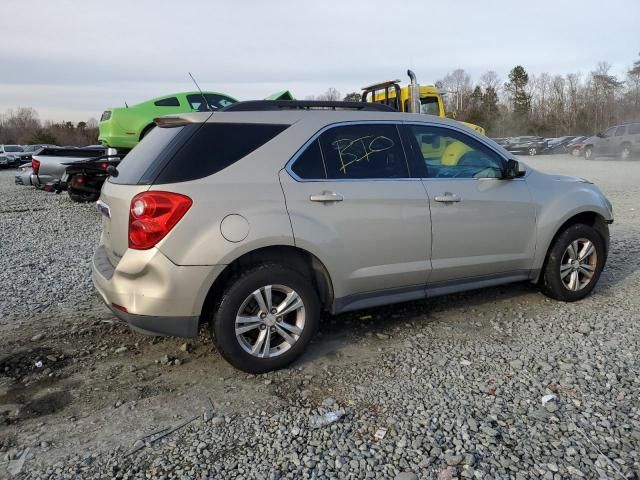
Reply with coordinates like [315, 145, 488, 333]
[1, 0, 639, 122]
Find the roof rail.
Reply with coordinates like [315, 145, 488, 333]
[221, 100, 396, 112]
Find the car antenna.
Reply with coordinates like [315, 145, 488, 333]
[189, 72, 213, 111]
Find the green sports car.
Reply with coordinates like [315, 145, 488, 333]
[98, 91, 237, 149]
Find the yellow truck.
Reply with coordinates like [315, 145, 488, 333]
[361, 70, 485, 136]
[361, 70, 485, 166]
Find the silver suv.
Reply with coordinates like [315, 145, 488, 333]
[584, 122, 640, 160]
[92, 101, 613, 373]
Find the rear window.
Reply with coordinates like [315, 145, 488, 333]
[152, 123, 288, 184]
[38, 147, 104, 158]
[109, 126, 186, 185]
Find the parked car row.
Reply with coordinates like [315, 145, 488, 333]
[0, 144, 51, 168]
[491, 122, 640, 160]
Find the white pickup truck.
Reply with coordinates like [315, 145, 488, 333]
[30, 146, 105, 190]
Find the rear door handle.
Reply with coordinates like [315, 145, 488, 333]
[309, 191, 343, 203]
[434, 193, 461, 203]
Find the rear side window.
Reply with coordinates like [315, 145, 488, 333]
[318, 124, 408, 179]
[153, 123, 288, 184]
[629, 124, 640, 134]
[154, 97, 180, 107]
[187, 94, 236, 111]
[110, 126, 186, 185]
[614, 126, 626, 136]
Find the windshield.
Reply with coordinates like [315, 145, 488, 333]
[420, 97, 440, 116]
[5, 145, 23, 152]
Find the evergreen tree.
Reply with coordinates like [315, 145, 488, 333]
[505, 65, 531, 116]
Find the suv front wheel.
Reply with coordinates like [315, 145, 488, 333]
[211, 264, 320, 373]
[540, 224, 605, 301]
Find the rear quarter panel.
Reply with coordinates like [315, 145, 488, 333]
[153, 126, 310, 266]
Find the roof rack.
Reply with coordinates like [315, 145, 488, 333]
[221, 100, 396, 112]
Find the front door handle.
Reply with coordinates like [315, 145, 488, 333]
[309, 191, 343, 203]
[434, 193, 461, 203]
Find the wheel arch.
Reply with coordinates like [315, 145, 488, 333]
[533, 210, 610, 283]
[199, 245, 334, 325]
[139, 123, 155, 141]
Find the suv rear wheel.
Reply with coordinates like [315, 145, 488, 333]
[540, 224, 605, 301]
[211, 264, 320, 373]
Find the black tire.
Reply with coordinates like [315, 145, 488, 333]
[211, 264, 320, 373]
[540, 224, 605, 302]
[68, 191, 99, 203]
[584, 146, 594, 160]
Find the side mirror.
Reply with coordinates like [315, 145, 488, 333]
[504, 159, 525, 179]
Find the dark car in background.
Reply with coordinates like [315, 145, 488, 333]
[504, 136, 548, 156]
[564, 136, 591, 156]
[584, 123, 640, 160]
[491, 137, 511, 147]
[542, 136, 578, 154]
[0, 145, 31, 167]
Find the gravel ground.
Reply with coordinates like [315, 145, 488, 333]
[0, 155, 639, 479]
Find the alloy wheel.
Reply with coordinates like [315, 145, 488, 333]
[528, 147, 537, 156]
[235, 285, 306, 358]
[560, 238, 598, 291]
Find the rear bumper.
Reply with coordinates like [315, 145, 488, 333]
[106, 303, 200, 337]
[92, 244, 224, 337]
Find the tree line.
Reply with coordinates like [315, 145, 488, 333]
[0, 107, 99, 146]
[334, 54, 640, 138]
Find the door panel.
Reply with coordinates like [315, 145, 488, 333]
[280, 122, 433, 299]
[402, 123, 537, 284]
[424, 178, 536, 282]
[280, 172, 431, 299]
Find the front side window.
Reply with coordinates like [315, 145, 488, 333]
[317, 124, 409, 179]
[187, 94, 236, 111]
[407, 125, 504, 179]
[614, 126, 626, 136]
[420, 97, 440, 115]
[154, 97, 180, 107]
[601, 127, 616, 138]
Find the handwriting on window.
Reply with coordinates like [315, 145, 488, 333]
[332, 136, 395, 174]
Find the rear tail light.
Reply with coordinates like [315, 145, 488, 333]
[32, 158, 40, 174]
[101, 162, 108, 169]
[128, 191, 192, 250]
[75, 176, 85, 185]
